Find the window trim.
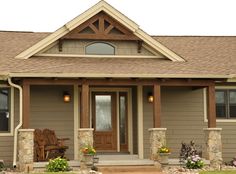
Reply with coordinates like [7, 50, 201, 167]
[203, 87, 236, 123]
[0, 86, 14, 136]
[85, 41, 116, 55]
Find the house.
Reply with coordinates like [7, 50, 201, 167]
[0, 0, 235, 170]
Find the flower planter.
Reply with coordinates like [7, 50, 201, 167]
[83, 154, 94, 166]
[159, 153, 171, 165]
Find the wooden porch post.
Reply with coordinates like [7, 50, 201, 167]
[80, 83, 90, 128]
[207, 84, 216, 128]
[153, 84, 161, 128]
[22, 82, 30, 129]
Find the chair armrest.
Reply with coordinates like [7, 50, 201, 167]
[57, 138, 70, 146]
[58, 138, 70, 141]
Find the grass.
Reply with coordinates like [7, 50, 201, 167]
[34, 173, 76, 174]
[200, 171, 236, 174]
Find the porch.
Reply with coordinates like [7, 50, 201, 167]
[15, 78, 221, 170]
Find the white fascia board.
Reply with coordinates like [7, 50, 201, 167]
[15, 27, 68, 59]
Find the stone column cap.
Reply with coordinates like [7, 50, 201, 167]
[78, 128, 94, 131]
[148, 128, 167, 131]
[203, 128, 222, 131]
[18, 129, 35, 132]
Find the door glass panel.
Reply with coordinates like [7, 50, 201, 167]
[119, 95, 126, 145]
[95, 95, 112, 131]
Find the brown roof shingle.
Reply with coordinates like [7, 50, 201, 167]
[0, 31, 235, 78]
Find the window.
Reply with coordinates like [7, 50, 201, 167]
[85, 42, 115, 55]
[0, 88, 10, 132]
[216, 90, 236, 119]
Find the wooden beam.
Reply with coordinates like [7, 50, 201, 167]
[80, 83, 90, 128]
[22, 78, 79, 85]
[99, 16, 105, 33]
[153, 84, 161, 128]
[21, 78, 215, 87]
[160, 79, 214, 86]
[207, 84, 216, 128]
[22, 81, 30, 128]
[63, 34, 139, 41]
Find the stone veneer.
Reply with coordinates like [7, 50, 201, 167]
[148, 128, 167, 160]
[78, 128, 94, 160]
[204, 128, 222, 169]
[18, 129, 34, 172]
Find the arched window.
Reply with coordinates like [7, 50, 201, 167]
[85, 42, 115, 55]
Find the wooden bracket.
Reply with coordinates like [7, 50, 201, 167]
[137, 40, 143, 53]
[58, 39, 63, 52]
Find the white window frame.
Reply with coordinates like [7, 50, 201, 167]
[0, 85, 14, 136]
[203, 86, 236, 123]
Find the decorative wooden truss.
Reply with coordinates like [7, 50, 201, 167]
[62, 11, 140, 41]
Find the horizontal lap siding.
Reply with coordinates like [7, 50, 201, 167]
[218, 124, 236, 162]
[30, 86, 74, 160]
[43, 40, 159, 56]
[143, 87, 207, 159]
[0, 90, 19, 164]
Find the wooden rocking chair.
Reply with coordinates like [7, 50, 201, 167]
[42, 129, 69, 160]
[34, 129, 46, 162]
[34, 129, 69, 161]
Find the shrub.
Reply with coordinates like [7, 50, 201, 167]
[186, 155, 204, 169]
[230, 156, 236, 166]
[180, 140, 202, 160]
[0, 161, 4, 171]
[46, 157, 69, 172]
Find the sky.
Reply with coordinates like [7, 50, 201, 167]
[0, 0, 235, 36]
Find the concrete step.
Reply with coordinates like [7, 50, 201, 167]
[98, 165, 162, 174]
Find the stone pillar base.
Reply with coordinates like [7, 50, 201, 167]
[148, 128, 167, 160]
[78, 128, 94, 161]
[18, 129, 34, 172]
[203, 128, 223, 169]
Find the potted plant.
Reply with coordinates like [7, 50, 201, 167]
[81, 145, 96, 166]
[158, 146, 171, 164]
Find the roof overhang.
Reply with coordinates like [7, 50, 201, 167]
[8, 72, 230, 79]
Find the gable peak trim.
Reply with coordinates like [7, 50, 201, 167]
[15, 0, 185, 62]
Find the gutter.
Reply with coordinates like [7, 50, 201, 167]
[7, 77, 23, 168]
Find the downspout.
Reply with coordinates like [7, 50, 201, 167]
[7, 77, 23, 168]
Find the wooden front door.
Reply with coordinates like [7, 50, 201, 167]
[92, 92, 117, 151]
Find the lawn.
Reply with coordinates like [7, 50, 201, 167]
[34, 173, 76, 174]
[200, 171, 236, 174]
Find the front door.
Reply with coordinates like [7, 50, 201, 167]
[92, 92, 117, 151]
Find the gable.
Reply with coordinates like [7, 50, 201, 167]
[15, 0, 185, 62]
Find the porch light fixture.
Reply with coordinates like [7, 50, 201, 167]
[148, 92, 154, 103]
[63, 92, 70, 103]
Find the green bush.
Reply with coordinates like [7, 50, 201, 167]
[46, 157, 69, 172]
[186, 155, 204, 169]
[0, 161, 4, 171]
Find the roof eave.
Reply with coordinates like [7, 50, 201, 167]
[8, 73, 230, 79]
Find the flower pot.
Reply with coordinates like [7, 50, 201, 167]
[159, 153, 170, 165]
[83, 154, 94, 166]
